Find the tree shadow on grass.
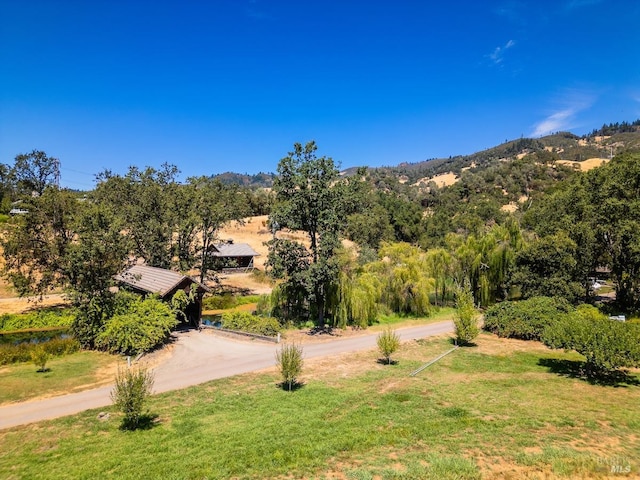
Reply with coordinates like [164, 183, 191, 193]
[307, 326, 340, 337]
[277, 380, 305, 392]
[538, 358, 640, 387]
[119, 413, 160, 431]
[376, 358, 399, 366]
[447, 337, 476, 347]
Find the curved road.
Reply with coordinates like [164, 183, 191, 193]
[0, 320, 453, 430]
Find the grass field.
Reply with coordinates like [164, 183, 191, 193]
[0, 351, 121, 405]
[1, 333, 638, 479]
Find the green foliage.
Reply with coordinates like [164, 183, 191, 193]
[543, 306, 640, 377]
[453, 283, 478, 345]
[0, 336, 80, 365]
[267, 141, 347, 325]
[254, 294, 274, 317]
[373, 243, 434, 317]
[335, 270, 380, 329]
[12, 149, 60, 196]
[510, 232, 584, 304]
[202, 294, 262, 311]
[484, 296, 573, 341]
[524, 151, 640, 309]
[111, 366, 155, 430]
[220, 311, 281, 336]
[275, 342, 303, 391]
[96, 297, 177, 355]
[377, 328, 400, 364]
[30, 345, 49, 372]
[0, 308, 74, 332]
[452, 221, 523, 307]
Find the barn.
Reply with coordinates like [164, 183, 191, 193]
[115, 265, 209, 328]
[210, 240, 260, 271]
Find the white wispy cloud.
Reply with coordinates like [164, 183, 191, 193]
[488, 40, 516, 65]
[531, 90, 596, 136]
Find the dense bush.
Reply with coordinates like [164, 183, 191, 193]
[453, 284, 478, 345]
[543, 305, 640, 377]
[377, 328, 400, 364]
[0, 308, 75, 332]
[483, 296, 573, 340]
[96, 297, 177, 355]
[221, 311, 281, 336]
[30, 345, 49, 372]
[202, 294, 262, 311]
[111, 366, 155, 430]
[0, 337, 80, 365]
[275, 343, 304, 391]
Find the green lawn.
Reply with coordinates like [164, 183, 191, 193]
[0, 334, 638, 479]
[0, 350, 121, 405]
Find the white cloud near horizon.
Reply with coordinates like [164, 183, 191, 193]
[532, 90, 596, 136]
[488, 40, 516, 65]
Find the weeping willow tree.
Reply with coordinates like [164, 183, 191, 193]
[452, 220, 523, 307]
[368, 242, 435, 317]
[335, 270, 381, 328]
[425, 248, 454, 306]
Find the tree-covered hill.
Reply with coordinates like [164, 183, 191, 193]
[343, 120, 640, 184]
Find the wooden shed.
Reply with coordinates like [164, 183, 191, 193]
[115, 265, 209, 328]
[210, 241, 260, 271]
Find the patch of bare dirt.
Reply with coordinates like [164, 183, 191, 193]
[0, 294, 68, 314]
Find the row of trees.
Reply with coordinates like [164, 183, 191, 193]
[266, 144, 640, 328]
[1, 161, 256, 347]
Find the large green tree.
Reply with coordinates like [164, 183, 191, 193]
[2, 188, 130, 347]
[267, 141, 346, 325]
[12, 150, 60, 196]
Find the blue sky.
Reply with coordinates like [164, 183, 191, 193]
[1, 0, 639, 189]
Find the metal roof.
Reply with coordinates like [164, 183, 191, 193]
[115, 265, 200, 297]
[211, 242, 260, 257]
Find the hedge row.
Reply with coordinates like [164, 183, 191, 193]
[0, 337, 80, 365]
[483, 296, 573, 340]
[221, 311, 281, 337]
[0, 309, 75, 332]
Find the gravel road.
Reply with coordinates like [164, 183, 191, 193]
[0, 320, 453, 430]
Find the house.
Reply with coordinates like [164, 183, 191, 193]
[115, 264, 210, 328]
[210, 240, 260, 272]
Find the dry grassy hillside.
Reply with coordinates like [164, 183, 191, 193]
[557, 157, 610, 171]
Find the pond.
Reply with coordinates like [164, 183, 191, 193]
[201, 315, 222, 328]
[0, 328, 70, 345]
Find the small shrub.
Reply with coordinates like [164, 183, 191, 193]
[453, 284, 478, 345]
[377, 328, 400, 364]
[111, 366, 155, 430]
[255, 294, 274, 316]
[483, 296, 573, 340]
[275, 343, 304, 391]
[30, 345, 49, 372]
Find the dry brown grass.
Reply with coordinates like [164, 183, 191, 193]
[557, 158, 610, 171]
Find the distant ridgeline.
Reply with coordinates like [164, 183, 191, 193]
[341, 119, 640, 184]
[213, 171, 276, 188]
